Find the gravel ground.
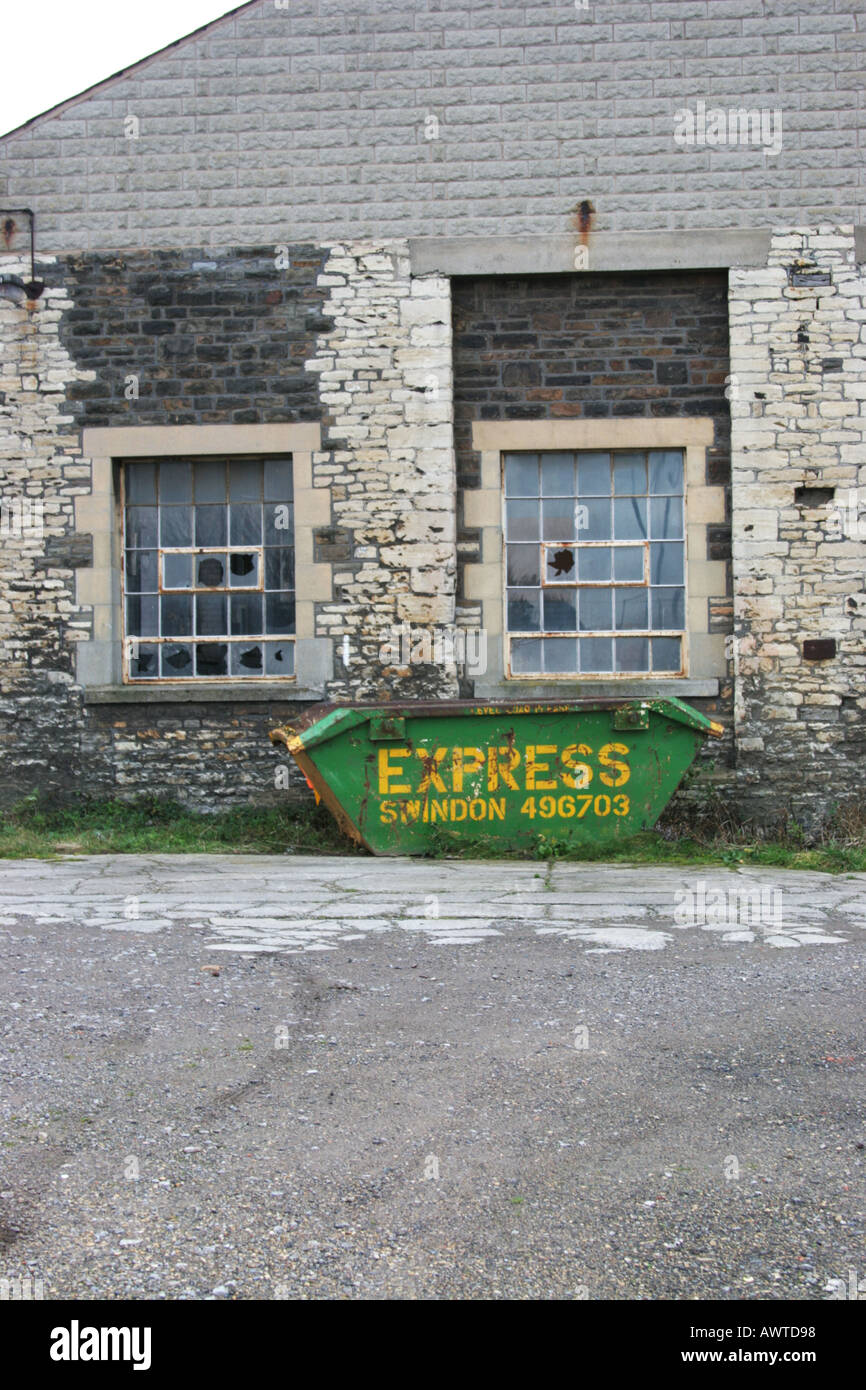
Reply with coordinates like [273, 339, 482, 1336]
[0, 854, 863, 1301]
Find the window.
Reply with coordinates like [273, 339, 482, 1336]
[122, 455, 295, 680]
[504, 449, 686, 677]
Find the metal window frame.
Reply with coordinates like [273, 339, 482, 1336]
[503, 448, 689, 679]
[121, 455, 296, 684]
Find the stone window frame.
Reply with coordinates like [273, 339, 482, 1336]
[74, 424, 333, 700]
[463, 419, 726, 700]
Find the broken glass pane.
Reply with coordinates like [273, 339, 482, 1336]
[130, 644, 158, 678]
[195, 643, 228, 677]
[161, 644, 193, 675]
[231, 643, 263, 675]
[264, 642, 295, 677]
[229, 552, 258, 587]
[197, 555, 225, 588]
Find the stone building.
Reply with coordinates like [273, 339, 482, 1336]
[0, 0, 863, 827]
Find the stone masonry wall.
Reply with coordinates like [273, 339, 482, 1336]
[451, 270, 733, 737]
[308, 241, 459, 701]
[0, 244, 331, 807]
[0, 0, 863, 251]
[729, 225, 866, 826]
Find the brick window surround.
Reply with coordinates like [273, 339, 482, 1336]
[74, 424, 333, 700]
[462, 418, 727, 700]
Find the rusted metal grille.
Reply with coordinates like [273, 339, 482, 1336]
[122, 455, 295, 681]
[504, 449, 687, 677]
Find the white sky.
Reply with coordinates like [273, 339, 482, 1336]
[0, 0, 244, 136]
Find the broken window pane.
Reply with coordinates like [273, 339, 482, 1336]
[229, 552, 258, 587]
[195, 643, 228, 677]
[161, 644, 193, 676]
[129, 644, 158, 678]
[197, 555, 225, 588]
[231, 643, 264, 675]
[264, 642, 294, 677]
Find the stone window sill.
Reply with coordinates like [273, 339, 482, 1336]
[472, 678, 720, 700]
[82, 684, 323, 705]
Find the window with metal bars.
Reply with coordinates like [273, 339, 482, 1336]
[504, 449, 686, 677]
[122, 455, 295, 680]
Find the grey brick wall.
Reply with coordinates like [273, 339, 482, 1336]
[1, 0, 863, 251]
